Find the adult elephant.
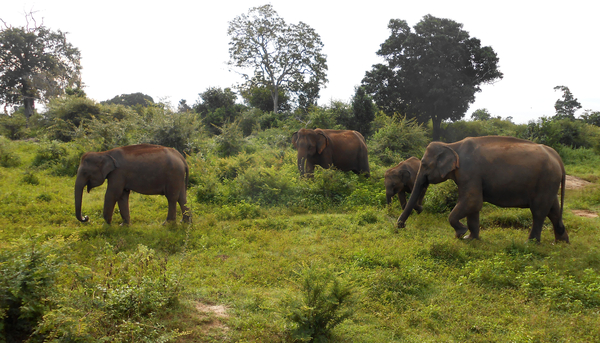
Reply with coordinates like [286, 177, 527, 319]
[75, 144, 190, 225]
[384, 157, 427, 213]
[292, 128, 370, 177]
[397, 136, 569, 243]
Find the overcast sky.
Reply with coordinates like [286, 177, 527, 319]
[2, 0, 599, 123]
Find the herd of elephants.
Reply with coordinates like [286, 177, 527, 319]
[74, 128, 570, 243]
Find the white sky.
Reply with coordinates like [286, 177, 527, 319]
[2, 0, 599, 123]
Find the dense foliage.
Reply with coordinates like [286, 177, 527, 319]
[0, 13, 81, 118]
[227, 4, 328, 113]
[362, 15, 503, 140]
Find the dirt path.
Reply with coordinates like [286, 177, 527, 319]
[565, 175, 593, 190]
[565, 175, 598, 218]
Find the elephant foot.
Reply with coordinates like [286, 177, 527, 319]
[454, 228, 468, 239]
[119, 222, 130, 227]
[415, 206, 423, 214]
[554, 231, 569, 244]
[462, 234, 479, 240]
[397, 221, 406, 229]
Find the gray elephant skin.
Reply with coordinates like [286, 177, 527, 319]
[75, 144, 190, 225]
[397, 136, 569, 243]
[384, 156, 427, 213]
[292, 128, 370, 177]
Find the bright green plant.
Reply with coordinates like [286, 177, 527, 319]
[284, 264, 354, 342]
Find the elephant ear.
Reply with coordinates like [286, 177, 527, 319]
[400, 169, 412, 186]
[291, 131, 299, 149]
[101, 154, 119, 179]
[437, 146, 459, 179]
[315, 130, 329, 154]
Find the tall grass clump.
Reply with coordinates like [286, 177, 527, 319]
[284, 264, 354, 342]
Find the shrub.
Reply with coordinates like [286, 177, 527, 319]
[521, 117, 600, 150]
[0, 138, 21, 167]
[284, 264, 354, 342]
[423, 181, 459, 213]
[440, 117, 523, 142]
[0, 112, 29, 140]
[212, 120, 246, 157]
[0, 237, 65, 341]
[368, 114, 428, 166]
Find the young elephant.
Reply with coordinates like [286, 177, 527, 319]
[384, 157, 427, 213]
[75, 144, 190, 225]
[397, 136, 568, 243]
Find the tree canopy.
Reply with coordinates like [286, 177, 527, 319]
[227, 4, 328, 113]
[553, 85, 581, 120]
[101, 92, 154, 107]
[0, 14, 81, 118]
[362, 15, 503, 140]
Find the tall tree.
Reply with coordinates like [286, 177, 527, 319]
[362, 15, 503, 140]
[227, 4, 328, 113]
[350, 86, 377, 137]
[553, 85, 581, 120]
[0, 13, 81, 118]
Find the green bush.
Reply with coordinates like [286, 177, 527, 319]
[423, 181, 459, 213]
[0, 112, 29, 140]
[440, 117, 524, 142]
[522, 117, 600, 150]
[31, 140, 85, 177]
[368, 114, 428, 166]
[284, 264, 354, 342]
[0, 138, 21, 167]
[0, 237, 65, 341]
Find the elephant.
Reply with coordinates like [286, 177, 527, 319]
[292, 128, 370, 177]
[75, 144, 190, 225]
[397, 136, 569, 243]
[384, 157, 427, 213]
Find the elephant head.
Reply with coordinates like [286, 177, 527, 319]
[292, 128, 329, 176]
[74, 152, 118, 222]
[384, 168, 412, 205]
[398, 142, 459, 227]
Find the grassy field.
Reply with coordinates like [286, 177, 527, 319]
[1, 138, 599, 342]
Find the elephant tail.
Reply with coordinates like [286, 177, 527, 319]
[560, 168, 565, 219]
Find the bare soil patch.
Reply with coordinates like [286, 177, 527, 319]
[571, 210, 599, 218]
[565, 175, 593, 190]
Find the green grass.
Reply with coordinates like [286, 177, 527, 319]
[1, 139, 600, 342]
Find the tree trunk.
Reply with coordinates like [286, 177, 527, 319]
[272, 85, 279, 113]
[23, 97, 35, 119]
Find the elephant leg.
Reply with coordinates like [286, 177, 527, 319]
[464, 212, 480, 240]
[449, 195, 482, 239]
[117, 190, 131, 225]
[415, 184, 428, 214]
[103, 191, 119, 224]
[179, 189, 191, 223]
[547, 197, 568, 243]
[398, 192, 407, 210]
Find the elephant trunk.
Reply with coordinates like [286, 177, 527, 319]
[297, 156, 306, 177]
[397, 173, 427, 228]
[74, 175, 89, 223]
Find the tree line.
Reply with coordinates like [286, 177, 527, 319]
[1, 5, 599, 152]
